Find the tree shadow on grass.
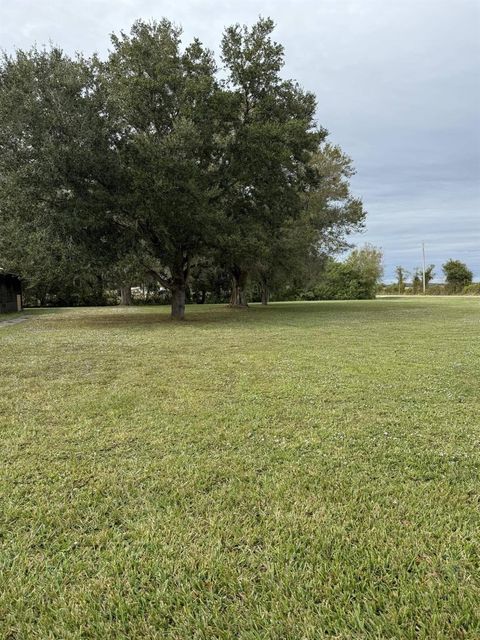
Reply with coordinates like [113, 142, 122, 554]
[43, 306, 255, 330]
[43, 300, 396, 331]
[23, 307, 65, 317]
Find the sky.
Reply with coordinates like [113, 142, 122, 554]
[1, 0, 479, 281]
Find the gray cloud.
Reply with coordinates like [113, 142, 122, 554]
[1, 0, 479, 280]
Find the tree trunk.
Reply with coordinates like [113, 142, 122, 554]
[171, 285, 186, 319]
[261, 284, 269, 305]
[230, 267, 248, 307]
[120, 286, 132, 306]
[170, 249, 189, 320]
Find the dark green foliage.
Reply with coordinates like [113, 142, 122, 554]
[251, 145, 366, 303]
[0, 47, 122, 304]
[218, 18, 327, 305]
[295, 245, 382, 301]
[443, 259, 473, 292]
[0, 18, 365, 314]
[103, 20, 223, 318]
[188, 261, 231, 304]
[301, 260, 377, 300]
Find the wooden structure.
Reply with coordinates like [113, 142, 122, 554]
[0, 273, 22, 313]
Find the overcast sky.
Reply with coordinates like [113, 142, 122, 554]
[1, 0, 479, 281]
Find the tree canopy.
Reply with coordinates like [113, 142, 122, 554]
[0, 17, 366, 318]
[443, 259, 473, 292]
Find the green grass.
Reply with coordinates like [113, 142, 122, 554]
[1, 298, 479, 639]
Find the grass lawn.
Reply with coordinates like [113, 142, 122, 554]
[1, 298, 479, 639]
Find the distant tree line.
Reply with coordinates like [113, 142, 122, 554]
[0, 18, 366, 318]
[379, 259, 478, 295]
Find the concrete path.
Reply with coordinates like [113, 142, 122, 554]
[0, 316, 29, 329]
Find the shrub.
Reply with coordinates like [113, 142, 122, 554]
[377, 283, 401, 295]
[298, 262, 376, 301]
[425, 284, 447, 295]
[463, 283, 480, 296]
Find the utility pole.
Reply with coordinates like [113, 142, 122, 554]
[422, 242, 426, 295]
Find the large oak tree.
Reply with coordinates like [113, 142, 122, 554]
[102, 20, 224, 319]
[1, 18, 366, 317]
[0, 47, 119, 302]
[218, 18, 322, 306]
